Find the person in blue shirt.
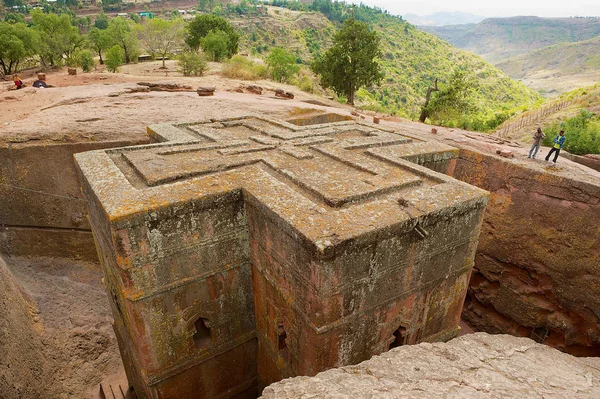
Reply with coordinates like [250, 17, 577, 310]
[545, 130, 566, 164]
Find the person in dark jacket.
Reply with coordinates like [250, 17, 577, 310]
[545, 130, 566, 164]
[528, 127, 546, 159]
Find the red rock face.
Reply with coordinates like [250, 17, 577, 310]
[454, 149, 600, 356]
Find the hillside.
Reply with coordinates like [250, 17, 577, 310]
[495, 36, 600, 94]
[232, 6, 541, 129]
[495, 83, 600, 144]
[422, 16, 600, 63]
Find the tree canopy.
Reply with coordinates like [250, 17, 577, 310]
[138, 18, 185, 68]
[420, 70, 475, 125]
[185, 14, 239, 58]
[312, 18, 382, 105]
[0, 21, 37, 75]
[31, 9, 82, 67]
[106, 16, 138, 64]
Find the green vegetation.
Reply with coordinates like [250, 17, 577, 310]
[87, 27, 111, 65]
[201, 29, 230, 61]
[31, 9, 83, 67]
[177, 51, 207, 76]
[543, 109, 600, 155]
[106, 17, 138, 63]
[221, 55, 268, 80]
[266, 47, 299, 82]
[420, 70, 474, 125]
[312, 18, 382, 105]
[138, 18, 185, 67]
[76, 49, 95, 72]
[185, 14, 239, 58]
[105, 44, 124, 72]
[0, 21, 37, 75]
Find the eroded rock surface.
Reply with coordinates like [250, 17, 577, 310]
[261, 333, 600, 399]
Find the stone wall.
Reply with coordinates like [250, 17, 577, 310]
[0, 139, 148, 260]
[261, 333, 600, 398]
[454, 149, 600, 356]
[0, 256, 50, 398]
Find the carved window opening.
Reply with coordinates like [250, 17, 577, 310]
[389, 326, 407, 350]
[277, 324, 287, 351]
[193, 318, 212, 349]
[530, 326, 549, 343]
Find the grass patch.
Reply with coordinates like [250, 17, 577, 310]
[221, 55, 268, 80]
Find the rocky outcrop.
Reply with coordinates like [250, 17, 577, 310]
[261, 333, 600, 398]
[454, 149, 600, 356]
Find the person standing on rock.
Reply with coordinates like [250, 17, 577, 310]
[528, 127, 545, 159]
[545, 130, 566, 164]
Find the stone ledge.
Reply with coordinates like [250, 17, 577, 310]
[261, 333, 600, 399]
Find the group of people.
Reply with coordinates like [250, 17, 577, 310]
[528, 127, 566, 164]
[11, 73, 48, 90]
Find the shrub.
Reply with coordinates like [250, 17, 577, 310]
[178, 51, 208, 76]
[105, 45, 124, 73]
[221, 55, 268, 80]
[543, 109, 600, 155]
[266, 47, 299, 83]
[77, 50, 95, 72]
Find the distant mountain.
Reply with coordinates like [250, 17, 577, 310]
[497, 36, 600, 79]
[422, 16, 600, 63]
[404, 11, 485, 26]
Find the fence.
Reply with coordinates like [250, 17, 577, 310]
[496, 100, 572, 138]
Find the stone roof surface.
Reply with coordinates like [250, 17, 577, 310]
[75, 115, 488, 259]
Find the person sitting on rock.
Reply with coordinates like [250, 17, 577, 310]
[545, 130, 566, 164]
[528, 127, 546, 159]
[13, 74, 23, 90]
[32, 79, 48, 88]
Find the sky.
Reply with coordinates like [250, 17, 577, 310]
[344, 0, 600, 18]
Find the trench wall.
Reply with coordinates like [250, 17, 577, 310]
[0, 139, 149, 260]
[453, 149, 600, 356]
[0, 255, 49, 399]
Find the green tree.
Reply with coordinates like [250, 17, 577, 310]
[138, 18, 185, 68]
[177, 51, 207, 76]
[420, 70, 475, 125]
[31, 9, 83, 67]
[94, 12, 109, 30]
[105, 44, 124, 72]
[87, 27, 112, 65]
[0, 21, 38, 75]
[201, 30, 229, 61]
[185, 14, 239, 57]
[266, 47, 299, 82]
[106, 16, 139, 64]
[312, 18, 382, 105]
